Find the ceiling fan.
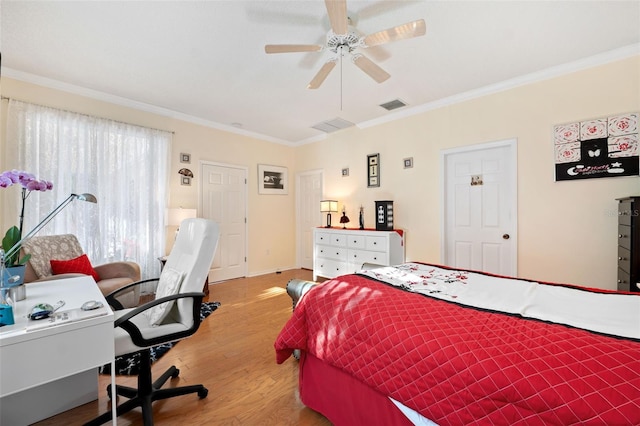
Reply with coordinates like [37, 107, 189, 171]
[264, 0, 426, 89]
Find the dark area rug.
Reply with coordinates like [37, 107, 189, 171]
[99, 301, 220, 376]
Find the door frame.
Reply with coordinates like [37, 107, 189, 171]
[198, 160, 249, 280]
[439, 138, 518, 275]
[295, 169, 324, 269]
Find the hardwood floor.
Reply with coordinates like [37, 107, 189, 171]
[34, 269, 332, 426]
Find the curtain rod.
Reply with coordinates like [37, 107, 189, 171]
[1, 95, 175, 135]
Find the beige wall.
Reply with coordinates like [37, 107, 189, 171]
[296, 56, 640, 289]
[2, 55, 639, 288]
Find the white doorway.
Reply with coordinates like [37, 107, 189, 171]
[296, 170, 323, 270]
[441, 139, 517, 276]
[200, 162, 248, 282]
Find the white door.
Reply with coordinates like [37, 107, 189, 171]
[296, 170, 323, 270]
[201, 163, 247, 282]
[441, 139, 517, 276]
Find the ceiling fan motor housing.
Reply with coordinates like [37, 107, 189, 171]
[326, 29, 361, 54]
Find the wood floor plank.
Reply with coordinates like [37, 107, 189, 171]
[33, 269, 332, 426]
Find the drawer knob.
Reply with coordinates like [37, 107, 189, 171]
[373, 242, 377, 245]
[619, 234, 626, 238]
[619, 256, 626, 261]
[618, 279, 626, 284]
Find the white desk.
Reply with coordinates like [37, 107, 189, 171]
[0, 276, 115, 425]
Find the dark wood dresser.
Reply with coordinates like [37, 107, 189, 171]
[617, 196, 640, 292]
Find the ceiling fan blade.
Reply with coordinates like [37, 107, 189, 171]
[307, 60, 337, 89]
[265, 44, 323, 54]
[352, 54, 390, 83]
[325, 0, 348, 35]
[362, 19, 426, 47]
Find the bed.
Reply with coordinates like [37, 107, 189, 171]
[275, 262, 640, 425]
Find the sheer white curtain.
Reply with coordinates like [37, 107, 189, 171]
[6, 100, 171, 292]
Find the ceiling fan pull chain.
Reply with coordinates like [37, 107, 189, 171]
[340, 47, 343, 111]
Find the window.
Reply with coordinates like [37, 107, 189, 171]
[7, 100, 171, 290]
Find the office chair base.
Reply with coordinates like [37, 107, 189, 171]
[84, 349, 208, 426]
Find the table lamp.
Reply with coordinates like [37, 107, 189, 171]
[320, 200, 338, 228]
[167, 207, 197, 238]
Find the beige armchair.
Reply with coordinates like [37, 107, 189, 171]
[22, 234, 141, 308]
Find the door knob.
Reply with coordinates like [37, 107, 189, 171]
[502, 234, 510, 240]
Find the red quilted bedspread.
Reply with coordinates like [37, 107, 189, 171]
[275, 272, 640, 425]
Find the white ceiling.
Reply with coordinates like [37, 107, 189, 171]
[2, 1, 639, 145]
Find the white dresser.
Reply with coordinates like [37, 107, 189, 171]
[313, 228, 405, 280]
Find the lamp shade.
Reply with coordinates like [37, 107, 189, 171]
[167, 208, 197, 227]
[320, 200, 338, 213]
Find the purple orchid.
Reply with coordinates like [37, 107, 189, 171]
[1, 170, 53, 266]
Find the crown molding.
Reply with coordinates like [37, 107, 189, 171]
[4, 43, 638, 145]
[358, 43, 640, 130]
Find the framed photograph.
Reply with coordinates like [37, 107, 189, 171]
[367, 153, 380, 188]
[181, 176, 191, 186]
[403, 157, 413, 169]
[342, 168, 349, 177]
[258, 164, 288, 195]
[180, 153, 191, 164]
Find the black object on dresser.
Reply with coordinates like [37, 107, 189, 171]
[617, 197, 640, 292]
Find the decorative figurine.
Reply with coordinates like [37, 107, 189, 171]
[359, 205, 365, 230]
[340, 206, 350, 229]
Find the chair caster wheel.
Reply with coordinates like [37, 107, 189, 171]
[172, 368, 180, 378]
[198, 388, 208, 398]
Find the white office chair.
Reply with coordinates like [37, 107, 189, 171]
[86, 218, 219, 426]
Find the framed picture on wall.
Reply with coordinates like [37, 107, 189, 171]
[367, 153, 380, 188]
[258, 164, 288, 195]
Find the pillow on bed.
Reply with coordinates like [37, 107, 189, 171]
[50, 254, 100, 282]
[144, 267, 185, 326]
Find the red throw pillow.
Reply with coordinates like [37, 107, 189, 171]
[50, 254, 100, 282]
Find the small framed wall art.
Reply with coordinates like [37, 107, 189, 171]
[258, 164, 288, 195]
[367, 153, 380, 188]
[180, 153, 191, 164]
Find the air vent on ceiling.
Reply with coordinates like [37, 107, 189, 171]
[311, 117, 355, 133]
[379, 99, 407, 111]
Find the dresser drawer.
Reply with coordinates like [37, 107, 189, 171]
[315, 258, 347, 279]
[316, 232, 347, 247]
[316, 245, 347, 261]
[618, 246, 631, 273]
[617, 268, 630, 291]
[347, 235, 366, 249]
[618, 201, 633, 226]
[366, 236, 388, 251]
[347, 249, 387, 266]
[618, 224, 632, 250]
[315, 231, 333, 245]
